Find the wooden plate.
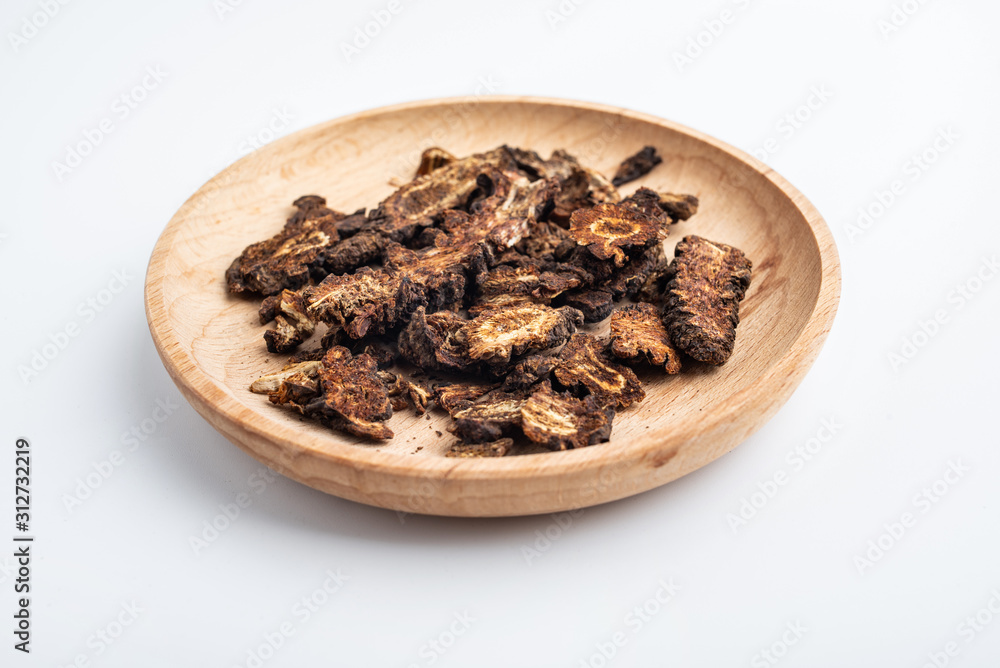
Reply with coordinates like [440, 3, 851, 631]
[145, 96, 840, 517]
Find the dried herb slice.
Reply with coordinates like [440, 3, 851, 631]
[450, 389, 527, 443]
[226, 199, 344, 295]
[262, 289, 316, 353]
[456, 303, 583, 365]
[521, 382, 614, 450]
[553, 333, 645, 409]
[302, 347, 394, 440]
[609, 303, 681, 374]
[446, 439, 512, 458]
[612, 146, 662, 187]
[663, 235, 752, 365]
[568, 202, 667, 267]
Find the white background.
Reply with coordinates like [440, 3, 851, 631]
[2, 1, 999, 666]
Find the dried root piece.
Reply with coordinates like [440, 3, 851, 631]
[467, 294, 546, 317]
[554, 333, 645, 409]
[612, 146, 662, 187]
[636, 260, 674, 305]
[663, 235, 752, 365]
[446, 439, 512, 458]
[608, 304, 682, 374]
[415, 147, 456, 176]
[303, 347, 394, 440]
[621, 187, 699, 226]
[368, 147, 518, 242]
[250, 361, 322, 394]
[502, 354, 559, 391]
[380, 370, 433, 415]
[563, 289, 614, 324]
[434, 383, 499, 416]
[397, 306, 472, 372]
[568, 202, 667, 267]
[305, 268, 424, 339]
[476, 261, 585, 302]
[521, 382, 614, 451]
[605, 244, 665, 300]
[450, 389, 527, 443]
[262, 290, 316, 353]
[226, 197, 344, 295]
[456, 303, 583, 365]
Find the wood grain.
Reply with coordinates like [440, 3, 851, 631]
[144, 96, 841, 517]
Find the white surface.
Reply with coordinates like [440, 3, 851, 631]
[3, 1, 999, 666]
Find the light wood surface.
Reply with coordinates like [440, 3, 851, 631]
[144, 96, 841, 517]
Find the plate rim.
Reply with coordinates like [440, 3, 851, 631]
[144, 95, 841, 506]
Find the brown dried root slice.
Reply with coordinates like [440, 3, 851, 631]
[304, 267, 424, 340]
[663, 235, 752, 365]
[636, 260, 675, 305]
[367, 147, 517, 242]
[379, 370, 433, 415]
[609, 303, 682, 374]
[268, 372, 320, 406]
[562, 289, 614, 324]
[505, 147, 619, 221]
[302, 347, 394, 440]
[434, 383, 499, 416]
[467, 294, 547, 318]
[568, 202, 667, 267]
[249, 361, 322, 394]
[612, 146, 663, 187]
[455, 303, 583, 365]
[262, 290, 316, 353]
[515, 221, 577, 261]
[521, 382, 614, 451]
[415, 147, 457, 177]
[446, 439, 512, 458]
[554, 333, 645, 409]
[620, 187, 699, 226]
[502, 354, 560, 391]
[476, 261, 585, 302]
[450, 389, 527, 443]
[397, 306, 473, 372]
[604, 244, 666, 301]
[226, 198, 344, 295]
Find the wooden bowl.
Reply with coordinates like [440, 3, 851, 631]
[145, 96, 840, 517]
